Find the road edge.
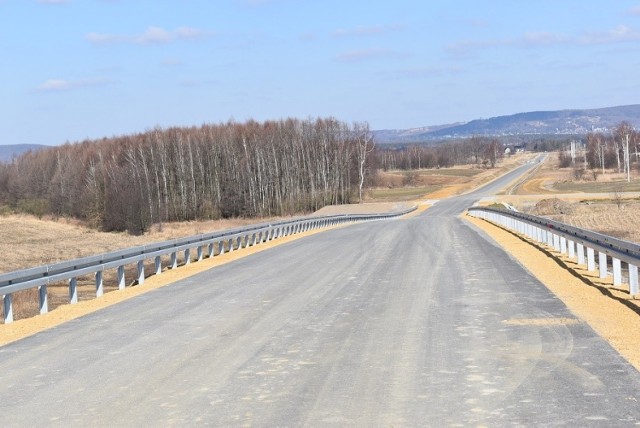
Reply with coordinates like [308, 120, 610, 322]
[463, 213, 640, 372]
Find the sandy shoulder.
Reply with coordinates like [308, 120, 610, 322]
[465, 214, 640, 371]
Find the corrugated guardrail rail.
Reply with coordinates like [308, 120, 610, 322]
[0, 207, 416, 324]
[467, 206, 639, 298]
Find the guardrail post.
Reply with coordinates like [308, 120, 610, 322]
[118, 265, 126, 290]
[69, 277, 78, 304]
[3, 294, 14, 324]
[96, 271, 104, 297]
[577, 243, 585, 265]
[553, 234, 560, 252]
[38, 284, 48, 315]
[598, 252, 608, 279]
[612, 258, 622, 286]
[546, 230, 553, 247]
[587, 247, 596, 272]
[217, 241, 225, 255]
[568, 240, 575, 258]
[197, 246, 204, 261]
[629, 264, 638, 296]
[137, 260, 145, 285]
[208, 243, 215, 257]
[184, 248, 191, 265]
[154, 256, 162, 276]
[170, 252, 178, 269]
[560, 237, 567, 254]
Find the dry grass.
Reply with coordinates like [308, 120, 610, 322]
[0, 214, 284, 275]
[518, 198, 640, 244]
[0, 214, 286, 321]
[515, 154, 640, 194]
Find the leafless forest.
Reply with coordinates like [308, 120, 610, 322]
[0, 117, 566, 235]
[0, 118, 376, 234]
[377, 136, 503, 171]
[582, 123, 640, 177]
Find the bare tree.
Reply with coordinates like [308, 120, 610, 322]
[354, 122, 374, 203]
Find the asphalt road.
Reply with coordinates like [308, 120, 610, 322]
[1, 158, 639, 426]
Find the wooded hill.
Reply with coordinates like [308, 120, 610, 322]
[0, 118, 373, 234]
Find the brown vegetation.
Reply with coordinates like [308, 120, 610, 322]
[0, 118, 374, 234]
[376, 136, 503, 171]
[525, 198, 640, 244]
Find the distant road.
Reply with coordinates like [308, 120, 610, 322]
[1, 158, 639, 426]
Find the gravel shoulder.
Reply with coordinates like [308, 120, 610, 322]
[466, 214, 640, 371]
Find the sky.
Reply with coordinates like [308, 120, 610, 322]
[2, 0, 640, 146]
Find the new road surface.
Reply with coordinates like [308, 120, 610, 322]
[1, 159, 639, 426]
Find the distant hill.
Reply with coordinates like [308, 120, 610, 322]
[0, 144, 48, 163]
[373, 104, 640, 143]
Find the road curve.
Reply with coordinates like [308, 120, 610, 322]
[1, 158, 639, 426]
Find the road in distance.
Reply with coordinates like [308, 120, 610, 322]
[1, 156, 639, 426]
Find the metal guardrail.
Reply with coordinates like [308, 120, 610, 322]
[467, 206, 639, 297]
[0, 207, 416, 323]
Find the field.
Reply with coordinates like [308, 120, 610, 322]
[368, 153, 534, 201]
[501, 154, 640, 243]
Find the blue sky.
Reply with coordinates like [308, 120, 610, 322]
[2, 0, 640, 146]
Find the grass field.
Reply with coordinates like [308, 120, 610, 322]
[515, 153, 640, 194]
[552, 180, 640, 193]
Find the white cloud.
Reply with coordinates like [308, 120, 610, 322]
[86, 26, 212, 45]
[38, 78, 112, 92]
[447, 25, 640, 55]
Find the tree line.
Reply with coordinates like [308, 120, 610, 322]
[557, 122, 640, 181]
[0, 118, 374, 234]
[375, 136, 503, 171]
[0, 119, 538, 235]
[584, 122, 640, 180]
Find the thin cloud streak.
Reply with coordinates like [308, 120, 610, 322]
[37, 78, 112, 92]
[331, 24, 403, 38]
[627, 5, 640, 15]
[448, 25, 640, 55]
[335, 48, 409, 62]
[86, 26, 213, 45]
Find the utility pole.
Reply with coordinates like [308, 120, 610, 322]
[624, 134, 631, 182]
